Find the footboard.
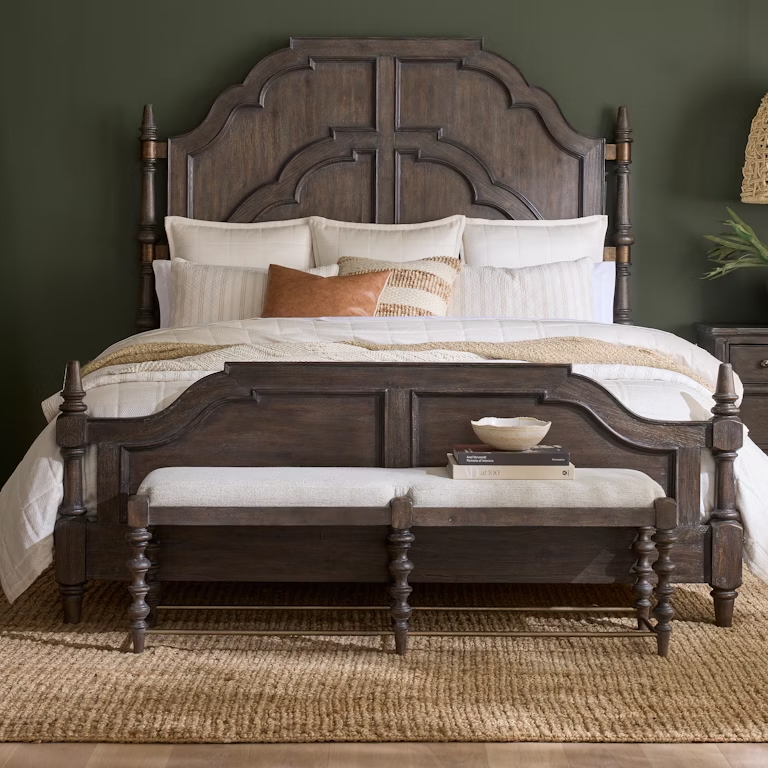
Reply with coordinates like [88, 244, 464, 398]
[54, 361, 743, 625]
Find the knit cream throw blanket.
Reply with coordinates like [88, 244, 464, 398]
[82, 337, 709, 388]
[82, 343, 229, 376]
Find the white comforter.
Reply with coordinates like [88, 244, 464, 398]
[3, 317, 768, 602]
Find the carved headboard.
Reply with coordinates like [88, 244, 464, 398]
[137, 37, 633, 329]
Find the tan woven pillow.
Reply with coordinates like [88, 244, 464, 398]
[337, 256, 462, 316]
[261, 264, 391, 318]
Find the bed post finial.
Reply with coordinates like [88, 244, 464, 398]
[613, 105, 634, 325]
[55, 360, 89, 623]
[60, 361, 86, 414]
[138, 104, 159, 332]
[141, 104, 157, 141]
[710, 362, 743, 627]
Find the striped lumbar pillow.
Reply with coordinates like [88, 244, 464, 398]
[336, 256, 462, 317]
[446, 257, 594, 321]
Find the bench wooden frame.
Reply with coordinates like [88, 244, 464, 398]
[127, 492, 679, 656]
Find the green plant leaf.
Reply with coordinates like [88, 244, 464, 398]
[702, 208, 768, 278]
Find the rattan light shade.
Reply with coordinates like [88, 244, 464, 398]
[742, 94, 768, 204]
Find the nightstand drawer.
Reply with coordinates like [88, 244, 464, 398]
[740, 395, 768, 447]
[729, 345, 768, 383]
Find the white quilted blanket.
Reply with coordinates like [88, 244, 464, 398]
[3, 316, 768, 602]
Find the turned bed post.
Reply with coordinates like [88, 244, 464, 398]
[137, 104, 160, 332]
[54, 361, 88, 623]
[613, 105, 633, 325]
[710, 362, 744, 627]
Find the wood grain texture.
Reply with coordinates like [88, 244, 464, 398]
[563, 743, 651, 768]
[165, 744, 251, 768]
[719, 744, 768, 768]
[487, 743, 570, 767]
[166, 39, 605, 224]
[74, 362, 712, 591]
[139, 38, 632, 328]
[1, 744, 767, 767]
[0, 746, 15, 768]
[85, 744, 173, 768]
[329, 742, 489, 767]
[4, 744, 96, 768]
[54, 359, 742, 630]
[641, 744, 731, 768]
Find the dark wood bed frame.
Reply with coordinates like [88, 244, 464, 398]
[55, 37, 744, 629]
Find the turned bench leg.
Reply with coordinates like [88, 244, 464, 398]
[127, 495, 152, 654]
[388, 497, 415, 656]
[649, 498, 679, 657]
[652, 526, 677, 657]
[632, 526, 655, 631]
[127, 527, 152, 653]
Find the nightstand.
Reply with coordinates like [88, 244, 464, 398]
[697, 324, 768, 452]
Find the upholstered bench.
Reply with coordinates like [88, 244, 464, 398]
[126, 466, 677, 656]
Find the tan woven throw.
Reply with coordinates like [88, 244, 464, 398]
[344, 337, 710, 388]
[81, 337, 709, 389]
[82, 342, 230, 376]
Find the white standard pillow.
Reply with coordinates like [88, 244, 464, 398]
[153, 259, 173, 328]
[462, 215, 608, 267]
[310, 215, 465, 267]
[592, 262, 616, 324]
[169, 259, 339, 328]
[165, 216, 314, 269]
[446, 258, 594, 322]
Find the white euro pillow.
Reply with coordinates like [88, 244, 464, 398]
[310, 215, 465, 267]
[462, 215, 608, 267]
[446, 258, 594, 322]
[165, 216, 314, 269]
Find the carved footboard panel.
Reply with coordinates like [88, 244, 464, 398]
[54, 361, 742, 624]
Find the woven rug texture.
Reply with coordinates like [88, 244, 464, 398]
[1, 570, 767, 743]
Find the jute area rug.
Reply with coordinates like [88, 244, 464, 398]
[1, 570, 768, 743]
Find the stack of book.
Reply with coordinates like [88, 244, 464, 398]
[447, 444, 574, 480]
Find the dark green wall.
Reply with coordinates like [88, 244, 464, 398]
[1, 0, 767, 483]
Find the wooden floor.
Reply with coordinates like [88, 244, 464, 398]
[0, 743, 766, 768]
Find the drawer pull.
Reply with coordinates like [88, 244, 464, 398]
[761, 360, 768, 368]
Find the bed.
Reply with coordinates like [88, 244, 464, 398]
[1, 37, 762, 631]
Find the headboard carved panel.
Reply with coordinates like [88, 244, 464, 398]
[137, 38, 633, 329]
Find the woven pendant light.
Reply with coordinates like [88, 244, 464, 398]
[742, 94, 768, 203]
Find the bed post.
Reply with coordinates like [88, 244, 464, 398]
[613, 106, 633, 325]
[54, 361, 88, 624]
[710, 362, 743, 627]
[137, 104, 159, 332]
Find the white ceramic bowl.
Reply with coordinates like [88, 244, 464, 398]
[470, 417, 552, 451]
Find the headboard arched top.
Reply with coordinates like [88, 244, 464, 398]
[137, 37, 633, 330]
[166, 37, 605, 224]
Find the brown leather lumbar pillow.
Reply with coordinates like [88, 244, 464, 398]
[261, 263, 392, 318]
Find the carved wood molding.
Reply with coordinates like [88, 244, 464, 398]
[167, 38, 606, 223]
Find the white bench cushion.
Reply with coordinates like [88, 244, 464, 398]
[137, 466, 418, 508]
[408, 467, 664, 508]
[138, 466, 664, 510]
